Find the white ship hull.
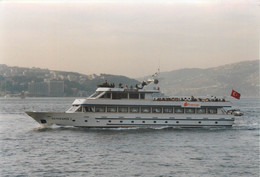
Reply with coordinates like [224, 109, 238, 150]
[26, 112, 234, 128]
[26, 74, 238, 129]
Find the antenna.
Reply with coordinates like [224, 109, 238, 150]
[5, 80, 7, 99]
[158, 58, 161, 74]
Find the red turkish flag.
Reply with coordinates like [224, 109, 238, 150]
[231, 89, 241, 99]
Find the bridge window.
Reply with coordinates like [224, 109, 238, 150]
[129, 93, 139, 99]
[100, 92, 111, 99]
[91, 92, 102, 98]
[112, 92, 127, 99]
[140, 93, 145, 99]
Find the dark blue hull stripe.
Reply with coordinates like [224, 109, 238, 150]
[96, 118, 234, 122]
[106, 124, 232, 127]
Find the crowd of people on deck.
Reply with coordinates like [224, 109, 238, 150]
[98, 81, 115, 88]
[98, 80, 146, 90]
[154, 96, 226, 102]
[98, 81, 226, 102]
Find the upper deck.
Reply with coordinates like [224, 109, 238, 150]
[85, 78, 160, 101]
[71, 74, 232, 108]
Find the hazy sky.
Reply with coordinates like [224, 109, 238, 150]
[0, 0, 259, 78]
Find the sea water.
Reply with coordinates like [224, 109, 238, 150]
[0, 97, 259, 177]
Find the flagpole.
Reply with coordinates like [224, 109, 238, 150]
[5, 80, 6, 99]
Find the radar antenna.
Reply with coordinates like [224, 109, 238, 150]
[152, 67, 160, 79]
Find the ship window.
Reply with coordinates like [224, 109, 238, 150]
[120, 120, 123, 123]
[129, 93, 139, 99]
[130, 107, 139, 113]
[154, 121, 156, 123]
[131, 121, 134, 123]
[112, 92, 127, 99]
[175, 108, 184, 114]
[101, 92, 111, 99]
[95, 107, 105, 112]
[67, 106, 80, 112]
[197, 108, 206, 114]
[165, 121, 168, 123]
[140, 93, 145, 99]
[163, 107, 173, 113]
[141, 107, 150, 113]
[84, 106, 94, 112]
[208, 108, 217, 114]
[85, 120, 88, 122]
[40, 119, 47, 124]
[118, 107, 128, 113]
[112, 93, 119, 99]
[120, 93, 128, 99]
[152, 107, 162, 113]
[185, 108, 195, 114]
[76, 106, 82, 112]
[107, 107, 117, 113]
[91, 92, 102, 98]
[142, 121, 145, 123]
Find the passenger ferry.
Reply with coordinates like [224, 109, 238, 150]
[26, 74, 239, 128]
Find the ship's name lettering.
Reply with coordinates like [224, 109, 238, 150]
[52, 117, 70, 120]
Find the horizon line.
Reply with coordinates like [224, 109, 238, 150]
[1, 59, 258, 78]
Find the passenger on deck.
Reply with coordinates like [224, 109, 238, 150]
[119, 83, 123, 88]
[142, 81, 147, 87]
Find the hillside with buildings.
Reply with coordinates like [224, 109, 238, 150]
[155, 60, 259, 97]
[0, 60, 259, 97]
[0, 65, 139, 97]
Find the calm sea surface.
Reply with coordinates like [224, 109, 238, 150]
[0, 97, 259, 177]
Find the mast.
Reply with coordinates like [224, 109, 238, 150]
[5, 80, 7, 99]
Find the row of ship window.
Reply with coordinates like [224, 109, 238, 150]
[78, 106, 218, 114]
[85, 120, 219, 124]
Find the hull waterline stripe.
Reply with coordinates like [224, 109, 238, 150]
[106, 124, 232, 127]
[96, 118, 234, 122]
